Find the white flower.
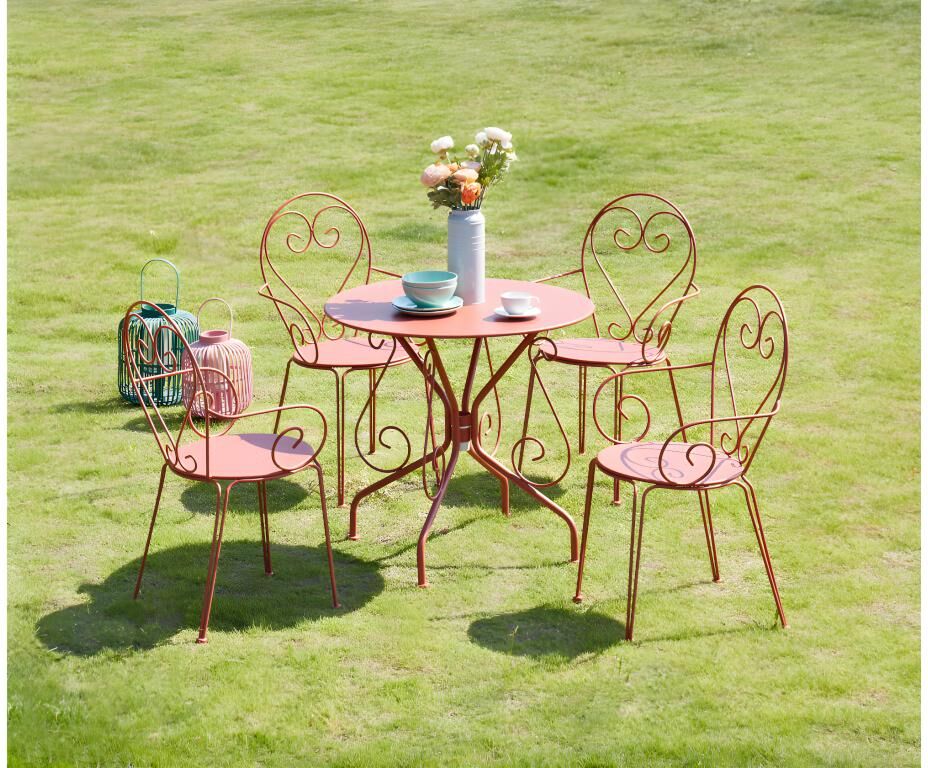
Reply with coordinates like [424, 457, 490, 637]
[430, 135, 454, 154]
[461, 160, 481, 171]
[484, 126, 512, 144]
[501, 140, 513, 150]
[475, 131, 488, 147]
[465, 143, 480, 157]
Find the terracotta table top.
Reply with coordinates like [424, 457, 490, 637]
[325, 278, 594, 340]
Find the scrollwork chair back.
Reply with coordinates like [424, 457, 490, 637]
[579, 192, 698, 361]
[259, 192, 386, 366]
[708, 284, 789, 474]
[122, 300, 236, 478]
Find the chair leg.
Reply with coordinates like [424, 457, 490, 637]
[516, 354, 538, 473]
[133, 463, 168, 599]
[313, 460, 340, 608]
[578, 366, 587, 455]
[626, 485, 651, 641]
[739, 479, 787, 628]
[274, 359, 294, 433]
[698, 489, 720, 582]
[368, 369, 377, 455]
[612, 373, 622, 505]
[197, 481, 231, 644]
[573, 459, 599, 603]
[258, 481, 273, 576]
[335, 371, 346, 507]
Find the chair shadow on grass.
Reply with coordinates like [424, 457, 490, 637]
[179, 479, 310, 516]
[36, 542, 384, 656]
[467, 606, 625, 660]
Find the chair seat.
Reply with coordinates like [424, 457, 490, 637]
[175, 433, 315, 480]
[545, 337, 665, 366]
[293, 337, 410, 369]
[596, 440, 743, 487]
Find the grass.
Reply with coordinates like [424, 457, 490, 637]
[7, 0, 919, 765]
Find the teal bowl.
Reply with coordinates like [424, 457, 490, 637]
[402, 271, 458, 308]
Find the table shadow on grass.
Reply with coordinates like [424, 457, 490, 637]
[439, 469, 566, 512]
[36, 542, 383, 656]
[468, 606, 624, 660]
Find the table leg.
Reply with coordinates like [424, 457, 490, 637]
[347, 338, 455, 542]
[470, 336, 579, 562]
[349, 333, 578, 586]
[411, 339, 478, 587]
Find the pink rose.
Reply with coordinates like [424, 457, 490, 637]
[452, 168, 479, 184]
[420, 163, 452, 187]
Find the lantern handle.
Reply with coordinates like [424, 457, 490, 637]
[140, 258, 181, 309]
[196, 297, 234, 337]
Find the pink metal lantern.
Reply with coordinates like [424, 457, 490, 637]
[182, 298, 253, 418]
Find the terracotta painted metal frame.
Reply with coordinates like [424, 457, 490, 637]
[258, 192, 413, 508]
[573, 285, 789, 641]
[324, 278, 595, 587]
[122, 300, 339, 644]
[519, 193, 700, 501]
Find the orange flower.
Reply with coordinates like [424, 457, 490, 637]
[461, 182, 482, 205]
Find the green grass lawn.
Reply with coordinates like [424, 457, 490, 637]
[7, 0, 919, 765]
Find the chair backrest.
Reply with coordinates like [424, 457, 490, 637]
[258, 192, 374, 365]
[709, 284, 788, 472]
[580, 193, 697, 358]
[122, 300, 239, 476]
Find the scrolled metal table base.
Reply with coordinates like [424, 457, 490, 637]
[348, 333, 579, 587]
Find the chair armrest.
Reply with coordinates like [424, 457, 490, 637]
[533, 267, 583, 284]
[656, 408, 780, 486]
[589, 361, 713, 444]
[371, 266, 402, 279]
[225, 404, 330, 472]
[258, 282, 321, 365]
[635, 281, 700, 363]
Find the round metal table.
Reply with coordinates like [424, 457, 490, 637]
[325, 277, 595, 586]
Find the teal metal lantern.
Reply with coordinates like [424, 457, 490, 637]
[118, 259, 199, 406]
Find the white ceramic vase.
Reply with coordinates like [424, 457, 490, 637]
[447, 209, 485, 305]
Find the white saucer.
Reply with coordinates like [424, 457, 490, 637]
[392, 295, 463, 317]
[494, 306, 540, 320]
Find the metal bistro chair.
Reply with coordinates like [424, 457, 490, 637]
[259, 193, 411, 508]
[518, 194, 699, 497]
[124, 301, 338, 644]
[573, 285, 789, 641]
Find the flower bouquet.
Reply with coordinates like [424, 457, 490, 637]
[420, 127, 518, 210]
[418, 127, 517, 305]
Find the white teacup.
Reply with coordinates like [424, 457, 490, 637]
[501, 291, 540, 315]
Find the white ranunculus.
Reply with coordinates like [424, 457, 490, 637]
[475, 131, 488, 147]
[465, 143, 480, 157]
[461, 160, 481, 171]
[501, 140, 513, 150]
[484, 126, 512, 143]
[430, 135, 454, 154]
